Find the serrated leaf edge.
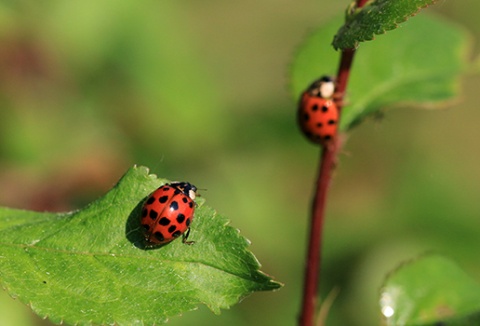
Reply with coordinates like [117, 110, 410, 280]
[333, 0, 439, 50]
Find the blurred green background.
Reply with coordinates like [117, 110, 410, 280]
[0, 1, 480, 325]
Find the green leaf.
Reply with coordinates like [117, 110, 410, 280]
[291, 14, 471, 131]
[380, 254, 480, 326]
[0, 166, 281, 325]
[333, 0, 439, 50]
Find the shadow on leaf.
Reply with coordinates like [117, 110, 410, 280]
[125, 195, 170, 250]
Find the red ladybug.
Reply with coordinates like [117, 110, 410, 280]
[141, 182, 197, 247]
[297, 76, 338, 146]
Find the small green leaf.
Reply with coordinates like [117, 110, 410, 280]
[333, 0, 438, 50]
[0, 166, 281, 325]
[380, 254, 480, 326]
[291, 14, 471, 131]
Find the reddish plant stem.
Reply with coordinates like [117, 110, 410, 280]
[299, 2, 364, 324]
[299, 143, 337, 326]
[335, 48, 356, 112]
[298, 53, 356, 325]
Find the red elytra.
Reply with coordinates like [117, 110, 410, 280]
[140, 182, 197, 247]
[297, 76, 338, 146]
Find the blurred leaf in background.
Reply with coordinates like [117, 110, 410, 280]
[380, 254, 480, 325]
[292, 13, 470, 131]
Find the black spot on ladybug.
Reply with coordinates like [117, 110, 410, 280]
[159, 196, 169, 203]
[303, 113, 309, 121]
[162, 187, 170, 192]
[322, 105, 329, 112]
[188, 202, 193, 209]
[146, 197, 155, 205]
[311, 104, 318, 111]
[316, 123, 323, 127]
[176, 214, 185, 223]
[141, 208, 148, 217]
[149, 209, 158, 220]
[328, 119, 336, 125]
[168, 225, 177, 233]
[186, 218, 191, 227]
[172, 231, 181, 238]
[154, 231, 165, 242]
[159, 217, 170, 226]
[170, 201, 179, 211]
[324, 135, 332, 140]
[182, 197, 188, 203]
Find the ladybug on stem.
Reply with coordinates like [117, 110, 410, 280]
[297, 76, 339, 146]
[140, 182, 197, 247]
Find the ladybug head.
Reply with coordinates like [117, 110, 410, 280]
[307, 76, 335, 99]
[169, 181, 197, 200]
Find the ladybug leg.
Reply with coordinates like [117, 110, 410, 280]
[182, 228, 195, 245]
[333, 91, 346, 108]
